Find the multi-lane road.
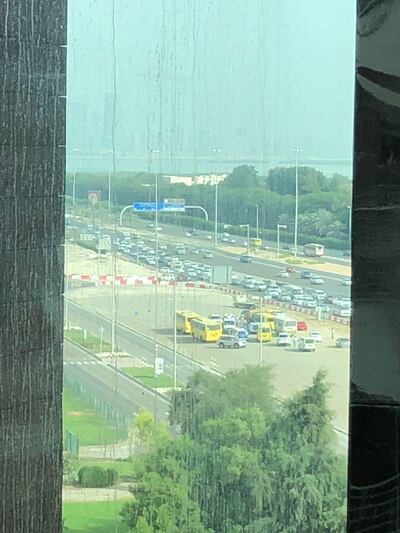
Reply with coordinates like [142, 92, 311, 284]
[68, 214, 351, 301]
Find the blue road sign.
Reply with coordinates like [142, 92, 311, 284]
[132, 201, 185, 212]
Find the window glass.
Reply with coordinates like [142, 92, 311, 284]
[63, 1, 355, 531]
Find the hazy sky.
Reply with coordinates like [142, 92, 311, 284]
[67, 0, 356, 165]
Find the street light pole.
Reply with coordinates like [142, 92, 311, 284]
[152, 149, 161, 327]
[240, 224, 250, 255]
[108, 171, 111, 214]
[259, 296, 263, 366]
[277, 224, 287, 259]
[214, 180, 218, 248]
[212, 148, 221, 248]
[256, 204, 259, 239]
[173, 281, 177, 390]
[293, 147, 302, 260]
[72, 171, 76, 210]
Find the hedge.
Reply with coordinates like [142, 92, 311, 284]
[77, 466, 119, 488]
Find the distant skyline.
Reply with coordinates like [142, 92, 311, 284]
[67, 0, 356, 173]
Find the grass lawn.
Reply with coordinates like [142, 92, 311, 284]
[78, 458, 134, 479]
[63, 500, 130, 532]
[63, 389, 120, 446]
[65, 329, 112, 353]
[123, 366, 178, 388]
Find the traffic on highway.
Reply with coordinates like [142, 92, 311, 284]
[66, 213, 352, 321]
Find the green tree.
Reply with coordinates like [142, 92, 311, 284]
[225, 165, 259, 187]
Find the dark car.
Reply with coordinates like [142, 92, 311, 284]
[300, 271, 313, 279]
[240, 255, 252, 263]
[342, 250, 351, 257]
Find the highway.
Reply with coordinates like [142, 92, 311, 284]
[127, 215, 351, 264]
[69, 215, 351, 300]
[64, 337, 170, 423]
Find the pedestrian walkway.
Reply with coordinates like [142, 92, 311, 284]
[63, 482, 131, 502]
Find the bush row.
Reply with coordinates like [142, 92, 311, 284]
[77, 466, 119, 487]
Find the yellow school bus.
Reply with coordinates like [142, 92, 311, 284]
[256, 324, 273, 342]
[191, 317, 222, 342]
[176, 311, 201, 334]
[246, 310, 276, 332]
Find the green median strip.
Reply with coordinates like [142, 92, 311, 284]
[122, 366, 181, 389]
[65, 329, 112, 354]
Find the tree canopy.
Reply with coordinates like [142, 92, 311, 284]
[121, 368, 346, 533]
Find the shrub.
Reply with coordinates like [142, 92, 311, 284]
[77, 465, 118, 487]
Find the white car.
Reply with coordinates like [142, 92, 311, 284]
[230, 239, 236, 244]
[159, 244, 167, 250]
[242, 241, 248, 247]
[310, 277, 324, 285]
[186, 232, 192, 237]
[292, 297, 304, 307]
[204, 251, 213, 259]
[263, 245, 270, 250]
[309, 331, 322, 342]
[341, 278, 351, 286]
[279, 271, 289, 278]
[206, 235, 213, 240]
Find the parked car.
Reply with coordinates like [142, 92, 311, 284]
[310, 277, 324, 285]
[309, 331, 322, 342]
[278, 293, 292, 302]
[303, 297, 317, 309]
[336, 337, 350, 348]
[255, 281, 267, 292]
[204, 251, 213, 259]
[230, 239, 236, 244]
[217, 335, 246, 349]
[240, 255, 252, 263]
[206, 235, 213, 240]
[292, 297, 304, 307]
[297, 320, 308, 331]
[297, 337, 316, 352]
[277, 332, 291, 346]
